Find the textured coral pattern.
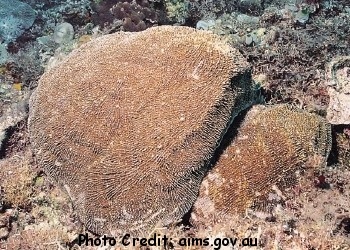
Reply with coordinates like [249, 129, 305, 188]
[192, 105, 332, 222]
[28, 26, 257, 235]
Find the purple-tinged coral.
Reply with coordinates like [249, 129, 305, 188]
[92, 0, 166, 32]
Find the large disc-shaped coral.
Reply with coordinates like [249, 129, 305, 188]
[28, 26, 257, 235]
[192, 105, 332, 223]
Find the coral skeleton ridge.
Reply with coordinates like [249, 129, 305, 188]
[192, 105, 332, 223]
[28, 26, 257, 235]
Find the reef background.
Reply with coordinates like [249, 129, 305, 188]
[0, 0, 349, 249]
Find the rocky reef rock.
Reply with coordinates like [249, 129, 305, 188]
[0, 0, 36, 44]
[0, 86, 28, 154]
[191, 105, 332, 224]
[28, 26, 257, 235]
[326, 56, 350, 125]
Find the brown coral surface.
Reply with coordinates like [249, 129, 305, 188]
[192, 105, 332, 223]
[28, 26, 257, 235]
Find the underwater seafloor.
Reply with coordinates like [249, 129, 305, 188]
[0, 0, 349, 249]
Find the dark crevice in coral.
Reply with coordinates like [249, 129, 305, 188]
[0, 120, 29, 159]
[328, 125, 350, 168]
[179, 107, 251, 226]
[207, 108, 250, 172]
[328, 124, 350, 166]
[184, 18, 198, 29]
[0, 129, 12, 160]
[327, 125, 340, 166]
[333, 217, 350, 236]
[179, 206, 193, 227]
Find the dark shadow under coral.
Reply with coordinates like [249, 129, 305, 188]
[180, 107, 251, 227]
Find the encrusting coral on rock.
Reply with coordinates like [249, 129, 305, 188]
[191, 105, 332, 224]
[28, 25, 257, 236]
